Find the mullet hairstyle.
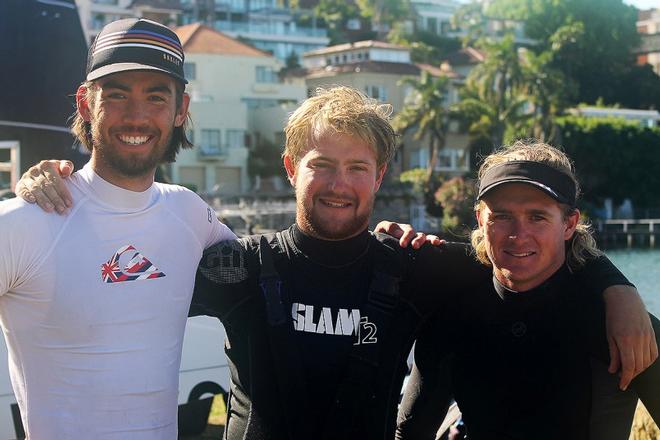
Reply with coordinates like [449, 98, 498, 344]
[284, 86, 398, 169]
[471, 140, 602, 272]
[70, 80, 193, 163]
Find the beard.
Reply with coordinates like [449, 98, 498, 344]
[296, 191, 374, 240]
[91, 124, 175, 178]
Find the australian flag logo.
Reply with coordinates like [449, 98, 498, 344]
[101, 245, 166, 283]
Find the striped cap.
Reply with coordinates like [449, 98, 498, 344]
[87, 18, 187, 84]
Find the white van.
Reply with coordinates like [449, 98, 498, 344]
[0, 316, 230, 440]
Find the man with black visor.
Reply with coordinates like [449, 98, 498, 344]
[396, 141, 660, 440]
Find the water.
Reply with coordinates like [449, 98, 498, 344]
[606, 249, 660, 316]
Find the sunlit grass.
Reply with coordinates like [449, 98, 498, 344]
[208, 394, 227, 426]
[630, 401, 660, 440]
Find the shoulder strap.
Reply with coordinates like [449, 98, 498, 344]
[258, 234, 287, 326]
[249, 232, 312, 440]
[322, 234, 405, 438]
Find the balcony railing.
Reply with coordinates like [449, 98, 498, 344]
[198, 145, 228, 159]
[214, 20, 327, 38]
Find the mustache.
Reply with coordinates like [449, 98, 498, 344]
[315, 192, 358, 204]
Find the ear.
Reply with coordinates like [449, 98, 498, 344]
[174, 93, 190, 127]
[563, 208, 580, 241]
[283, 155, 296, 187]
[476, 205, 485, 228]
[76, 85, 92, 122]
[374, 164, 387, 192]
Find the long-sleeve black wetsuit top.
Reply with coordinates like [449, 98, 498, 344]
[396, 264, 660, 440]
[191, 225, 632, 440]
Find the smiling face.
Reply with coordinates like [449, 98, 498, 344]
[77, 71, 189, 191]
[477, 183, 579, 291]
[284, 131, 386, 240]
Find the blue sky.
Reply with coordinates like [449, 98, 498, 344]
[623, 0, 658, 10]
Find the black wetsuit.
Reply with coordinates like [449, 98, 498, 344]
[396, 265, 660, 440]
[190, 225, 630, 440]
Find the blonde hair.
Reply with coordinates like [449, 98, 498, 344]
[284, 86, 397, 168]
[471, 140, 602, 271]
[70, 80, 192, 163]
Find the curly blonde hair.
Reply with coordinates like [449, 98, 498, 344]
[284, 86, 398, 168]
[471, 140, 602, 271]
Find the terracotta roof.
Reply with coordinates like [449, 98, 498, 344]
[441, 47, 485, 66]
[302, 61, 420, 79]
[417, 63, 462, 79]
[304, 40, 408, 57]
[175, 23, 271, 57]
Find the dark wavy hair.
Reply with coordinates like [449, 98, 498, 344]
[70, 80, 193, 162]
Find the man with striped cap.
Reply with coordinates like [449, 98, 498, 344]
[0, 18, 236, 439]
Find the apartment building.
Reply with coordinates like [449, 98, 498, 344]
[180, 0, 329, 63]
[636, 8, 660, 75]
[75, 0, 183, 44]
[170, 23, 305, 194]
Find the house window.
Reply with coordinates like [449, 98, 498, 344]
[92, 13, 106, 30]
[440, 20, 451, 34]
[412, 147, 429, 169]
[347, 18, 361, 30]
[436, 148, 469, 172]
[364, 85, 388, 102]
[256, 66, 277, 83]
[426, 17, 438, 34]
[183, 62, 196, 80]
[201, 129, 222, 154]
[226, 130, 245, 148]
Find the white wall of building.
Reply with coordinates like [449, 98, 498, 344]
[171, 52, 304, 194]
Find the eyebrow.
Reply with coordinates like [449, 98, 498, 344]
[490, 208, 552, 215]
[311, 156, 372, 166]
[100, 81, 173, 95]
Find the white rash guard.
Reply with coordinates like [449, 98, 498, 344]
[0, 164, 236, 439]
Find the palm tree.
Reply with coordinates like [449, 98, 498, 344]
[394, 70, 452, 179]
[520, 49, 568, 142]
[456, 34, 529, 149]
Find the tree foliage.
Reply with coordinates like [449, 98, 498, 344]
[399, 168, 445, 217]
[388, 26, 461, 64]
[314, 0, 412, 43]
[434, 177, 476, 233]
[472, 0, 659, 108]
[558, 116, 660, 211]
[247, 137, 284, 178]
[394, 71, 453, 177]
[356, 0, 412, 33]
[456, 34, 531, 149]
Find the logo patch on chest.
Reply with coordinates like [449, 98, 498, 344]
[100, 245, 166, 283]
[291, 303, 377, 344]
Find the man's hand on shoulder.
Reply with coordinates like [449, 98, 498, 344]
[374, 220, 443, 249]
[16, 160, 74, 214]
